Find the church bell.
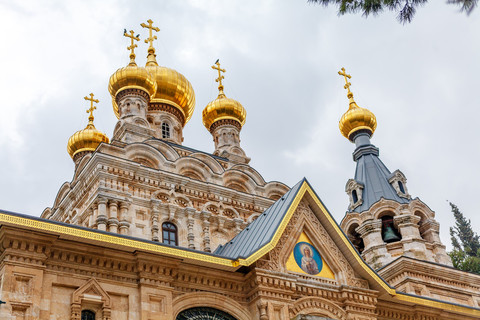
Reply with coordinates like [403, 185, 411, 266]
[382, 224, 401, 243]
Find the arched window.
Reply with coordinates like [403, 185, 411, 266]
[352, 190, 358, 203]
[162, 222, 178, 246]
[398, 181, 405, 194]
[162, 122, 170, 139]
[81, 310, 95, 320]
[177, 307, 237, 320]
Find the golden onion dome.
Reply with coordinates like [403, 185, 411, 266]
[108, 63, 157, 118]
[339, 98, 377, 141]
[68, 95, 109, 159]
[108, 30, 157, 118]
[202, 60, 246, 131]
[338, 67, 377, 141]
[203, 91, 246, 131]
[146, 62, 196, 126]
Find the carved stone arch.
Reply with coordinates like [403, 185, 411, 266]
[369, 199, 402, 220]
[173, 292, 251, 320]
[222, 207, 240, 220]
[230, 164, 266, 186]
[247, 213, 260, 223]
[151, 190, 171, 204]
[173, 194, 193, 209]
[409, 199, 435, 219]
[229, 145, 247, 157]
[342, 217, 365, 254]
[124, 143, 166, 169]
[264, 181, 290, 200]
[132, 116, 150, 127]
[189, 152, 225, 174]
[71, 278, 111, 320]
[223, 170, 256, 194]
[53, 182, 72, 209]
[203, 202, 220, 215]
[144, 139, 180, 161]
[175, 157, 212, 182]
[290, 297, 347, 320]
[74, 153, 92, 180]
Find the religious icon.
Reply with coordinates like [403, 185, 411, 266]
[293, 242, 323, 275]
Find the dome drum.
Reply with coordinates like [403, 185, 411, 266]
[148, 101, 185, 126]
[209, 118, 242, 133]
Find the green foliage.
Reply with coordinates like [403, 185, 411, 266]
[448, 202, 480, 274]
[308, 0, 478, 24]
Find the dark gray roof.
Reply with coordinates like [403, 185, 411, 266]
[351, 146, 410, 213]
[214, 179, 305, 259]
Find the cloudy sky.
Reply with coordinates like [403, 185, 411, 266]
[1, 0, 479, 250]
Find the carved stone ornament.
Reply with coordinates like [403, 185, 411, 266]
[388, 169, 410, 199]
[345, 179, 364, 211]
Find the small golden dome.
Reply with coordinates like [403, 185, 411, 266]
[202, 60, 246, 131]
[108, 30, 157, 118]
[108, 63, 157, 118]
[146, 63, 196, 126]
[337, 67, 377, 141]
[203, 92, 246, 131]
[339, 99, 377, 141]
[68, 95, 109, 159]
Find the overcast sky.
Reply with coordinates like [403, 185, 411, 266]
[1, 0, 479, 250]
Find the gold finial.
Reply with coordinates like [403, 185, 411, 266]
[338, 67, 353, 96]
[212, 59, 226, 94]
[124, 30, 140, 65]
[84, 93, 99, 122]
[141, 19, 160, 53]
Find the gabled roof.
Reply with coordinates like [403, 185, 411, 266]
[214, 179, 304, 259]
[351, 146, 410, 213]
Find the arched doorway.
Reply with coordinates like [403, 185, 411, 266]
[176, 307, 237, 320]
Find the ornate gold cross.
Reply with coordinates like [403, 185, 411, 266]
[124, 30, 140, 58]
[141, 19, 160, 50]
[85, 93, 99, 120]
[212, 60, 226, 88]
[338, 67, 352, 93]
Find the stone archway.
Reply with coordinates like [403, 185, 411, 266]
[176, 307, 237, 320]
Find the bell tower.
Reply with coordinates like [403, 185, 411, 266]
[336, 68, 451, 270]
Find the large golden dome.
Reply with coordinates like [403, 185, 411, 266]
[108, 62, 157, 118]
[68, 97, 109, 159]
[339, 98, 377, 141]
[203, 92, 246, 131]
[146, 62, 195, 126]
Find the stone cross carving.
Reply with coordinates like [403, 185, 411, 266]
[140, 19, 160, 50]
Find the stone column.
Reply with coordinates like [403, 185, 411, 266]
[96, 198, 108, 231]
[394, 214, 427, 260]
[201, 211, 211, 252]
[108, 201, 119, 233]
[186, 208, 196, 249]
[119, 202, 131, 235]
[356, 219, 391, 269]
[87, 208, 94, 228]
[151, 202, 160, 242]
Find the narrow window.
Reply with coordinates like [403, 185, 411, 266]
[398, 181, 405, 194]
[162, 222, 178, 246]
[81, 310, 95, 320]
[161, 122, 170, 139]
[352, 190, 358, 203]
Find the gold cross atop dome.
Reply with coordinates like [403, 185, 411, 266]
[124, 30, 140, 64]
[84, 93, 99, 121]
[140, 19, 160, 52]
[338, 67, 353, 97]
[212, 60, 226, 92]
